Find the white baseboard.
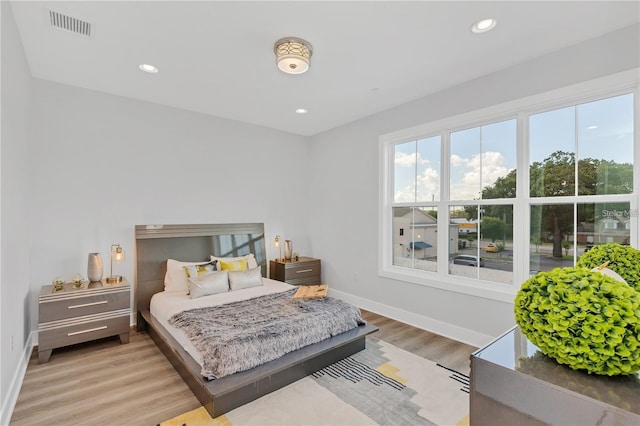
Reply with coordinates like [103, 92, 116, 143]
[1, 330, 36, 426]
[329, 288, 495, 348]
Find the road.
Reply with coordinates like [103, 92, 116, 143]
[454, 249, 574, 273]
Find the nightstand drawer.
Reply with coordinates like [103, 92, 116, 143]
[284, 260, 320, 280]
[38, 311, 130, 351]
[270, 257, 321, 285]
[286, 276, 321, 286]
[39, 290, 130, 323]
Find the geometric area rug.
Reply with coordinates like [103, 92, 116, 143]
[159, 337, 469, 426]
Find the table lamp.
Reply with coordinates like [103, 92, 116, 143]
[106, 243, 125, 283]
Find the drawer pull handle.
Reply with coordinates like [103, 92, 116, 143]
[67, 326, 107, 336]
[68, 301, 108, 309]
[295, 269, 313, 273]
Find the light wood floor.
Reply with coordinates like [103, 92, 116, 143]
[360, 310, 477, 374]
[10, 310, 477, 425]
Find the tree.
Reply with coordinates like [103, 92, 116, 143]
[483, 170, 516, 199]
[480, 216, 506, 243]
[578, 159, 633, 195]
[425, 210, 437, 219]
[463, 205, 478, 220]
[481, 170, 515, 240]
[528, 151, 576, 257]
[482, 150, 632, 258]
[530, 151, 575, 197]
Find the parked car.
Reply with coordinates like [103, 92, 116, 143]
[452, 255, 485, 267]
[485, 243, 498, 253]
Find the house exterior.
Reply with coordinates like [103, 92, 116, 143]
[576, 214, 632, 245]
[393, 209, 460, 264]
[450, 218, 478, 234]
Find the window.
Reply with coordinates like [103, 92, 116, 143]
[449, 119, 516, 285]
[393, 207, 438, 271]
[450, 120, 517, 201]
[530, 94, 633, 197]
[380, 71, 637, 300]
[394, 136, 441, 203]
[392, 137, 440, 272]
[528, 93, 634, 274]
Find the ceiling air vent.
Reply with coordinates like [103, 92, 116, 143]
[48, 10, 92, 37]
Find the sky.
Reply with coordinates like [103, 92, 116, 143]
[530, 93, 633, 164]
[394, 93, 634, 203]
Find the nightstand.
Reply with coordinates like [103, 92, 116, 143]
[269, 257, 321, 285]
[38, 279, 131, 363]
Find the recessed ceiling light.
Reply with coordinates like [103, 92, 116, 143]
[295, 108, 308, 114]
[471, 18, 497, 34]
[139, 64, 159, 74]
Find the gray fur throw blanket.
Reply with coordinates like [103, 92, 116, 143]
[168, 289, 365, 379]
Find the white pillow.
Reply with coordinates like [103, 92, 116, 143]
[228, 266, 263, 291]
[164, 259, 213, 293]
[189, 270, 229, 299]
[211, 253, 258, 269]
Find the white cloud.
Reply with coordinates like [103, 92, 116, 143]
[416, 166, 440, 202]
[395, 151, 430, 168]
[450, 151, 513, 200]
[481, 151, 511, 188]
[394, 185, 416, 203]
[395, 151, 416, 168]
[450, 154, 464, 167]
[394, 151, 440, 202]
[395, 166, 440, 202]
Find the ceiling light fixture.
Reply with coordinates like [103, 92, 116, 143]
[139, 63, 159, 74]
[274, 37, 313, 74]
[471, 18, 497, 34]
[295, 108, 308, 114]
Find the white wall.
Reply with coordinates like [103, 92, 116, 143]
[27, 79, 311, 330]
[308, 24, 640, 346]
[1, 1, 33, 421]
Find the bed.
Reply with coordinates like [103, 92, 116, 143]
[135, 223, 378, 418]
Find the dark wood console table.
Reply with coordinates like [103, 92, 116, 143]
[470, 326, 640, 425]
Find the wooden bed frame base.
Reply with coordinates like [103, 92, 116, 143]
[139, 310, 378, 419]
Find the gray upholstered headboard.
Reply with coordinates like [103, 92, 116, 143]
[134, 223, 266, 321]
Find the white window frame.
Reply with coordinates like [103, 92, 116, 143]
[379, 69, 639, 303]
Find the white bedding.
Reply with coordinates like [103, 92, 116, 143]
[150, 277, 294, 366]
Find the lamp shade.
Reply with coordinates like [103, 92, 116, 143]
[274, 37, 313, 74]
[113, 245, 125, 263]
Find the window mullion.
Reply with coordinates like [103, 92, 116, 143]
[413, 140, 418, 203]
[633, 85, 640, 248]
[574, 106, 579, 196]
[517, 112, 530, 285]
[438, 131, 451, 275]
[479, 126, 483, 202]
[573, 203, 578, 265]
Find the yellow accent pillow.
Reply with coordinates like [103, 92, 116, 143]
[219, 259, 248, 271]
[183, 261, 217, 278]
